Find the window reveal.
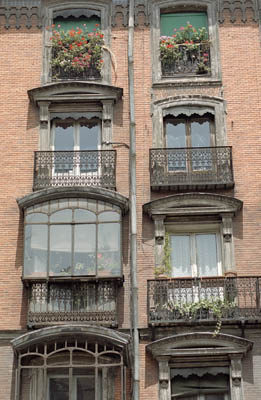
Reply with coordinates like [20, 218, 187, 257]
[24, 199, 122, 279]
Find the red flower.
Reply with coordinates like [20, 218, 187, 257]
[167, 44, 174, 48]
[95, 24, 100, 27]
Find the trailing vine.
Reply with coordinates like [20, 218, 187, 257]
[166, 298, 236, 336]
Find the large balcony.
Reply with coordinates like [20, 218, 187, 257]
[33, 150, 116, 191]
[28, 281, 119, 328]
[150, 147, 234, 191]
[148, 277, 261, 327]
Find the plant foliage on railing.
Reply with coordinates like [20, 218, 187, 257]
[166, 298, 236, 336]
[160, 22, 210, 75]
[49, 24, 104, 80]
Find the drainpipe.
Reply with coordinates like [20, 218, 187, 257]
[128, 0, 139, 400]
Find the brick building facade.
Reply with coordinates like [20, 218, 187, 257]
[0, 0, 261, 399]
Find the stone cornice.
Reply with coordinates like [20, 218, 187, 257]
[146, 332, 253, 359]
[28, 82, 123, 104]
[143, 193, 243, 218]
[17, 187, 129, 214]
[0, 0, 259, 29]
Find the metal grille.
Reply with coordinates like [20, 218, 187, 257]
[51, 65, 101, 81]
[33, 150, 116, 190]
[148, 277, 261, 326]
[161, 42, 210, 76]
[150, 147, 234, 190]
[28, 281, 118, 327]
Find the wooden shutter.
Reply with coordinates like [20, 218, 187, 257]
[54, 16, 100, 32]
[160, 12, 208, 36]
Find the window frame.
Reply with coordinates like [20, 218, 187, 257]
[150, 0, 221, 85]
[42, 1, 112, 85]
[167, 223, 223, 278]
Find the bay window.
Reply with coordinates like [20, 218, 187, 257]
[23, 198, 122, 279]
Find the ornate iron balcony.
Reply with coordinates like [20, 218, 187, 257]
[148, 277, 261, 326]
[161, 42, 210, 77]
[28, 281, 118, 327]
[33, 150, 116, 191]
[51, 65, 101, 81]
[150, 147, 234, 191]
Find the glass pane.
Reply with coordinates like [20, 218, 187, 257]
[50, 209, 73, 223]
[50, 225, 72, 276]
[49, 377, 69, 400]
[74, 209, 96, 223]
[196, 234, 218, 277]
[77, 376, 95, 400]
[165, 120, 186, 171]
[98, 223, 121, 276]
[191, 120, 211, 148]
[80, 123, 100, 150]
[54, 122, 74, 173]
[170, 235, 192, 277]
[98, 211, 120, 222]
[26, 213, 48, 223]
[24, 225, 47, 278]
[80, 123, 100, 173]
[74, 225, 96, 276]
[54, 122, 74, 150]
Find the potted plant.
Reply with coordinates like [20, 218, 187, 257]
[49, 24, 105, 80]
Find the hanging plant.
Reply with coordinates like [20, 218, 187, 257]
[155, 232, 172, 277]
[166, 298, 236, 336]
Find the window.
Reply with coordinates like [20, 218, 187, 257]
[164, 113, 215, 172]
[43, 4, 111, 84]
[12, 326, 130, 400]
[146, 332, 252, 400]
[171, 367, 230, 399]
[160, 12, 210, 77]
[51, 115, 101, 174]
[23, 198, 122, 279]
[151, 1, 221, 84]
[169, 229, 222, 278]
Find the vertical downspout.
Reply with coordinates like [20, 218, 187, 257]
[128, 1, 140, 400]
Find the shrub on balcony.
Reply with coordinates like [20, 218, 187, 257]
[50, 24, 104, 80]
[159, 23, 210, 75]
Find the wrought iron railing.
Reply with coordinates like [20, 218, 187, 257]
[33, 150, 116, 190]
[150, 147, 234, 190]
[148, 277, 261, 326]
[28, 281, 118, 327]
[161, 42, 210, 77]
[51, 65, 101, 81]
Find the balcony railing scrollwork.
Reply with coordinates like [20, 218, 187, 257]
[28, 281, 118, 327]
[148, 277, 261, 326]
[161, 42, 210, 77]
[33, 150, 116, 191]
[150, 146, 234, 190]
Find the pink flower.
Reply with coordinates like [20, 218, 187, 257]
[180, 26, 185, 31]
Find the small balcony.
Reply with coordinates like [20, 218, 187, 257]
[150, 147, 234, 191]
[148, 277, 261, 327]
[33, 150, 116, 191]
[161, 42, 210, 77]
[28, 281, 119, 328]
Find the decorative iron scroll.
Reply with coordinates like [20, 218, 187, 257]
[28, 281, 118, 327]
[33, 150, 116, 191]
[150, 146, 234, 191]
[0, 0, 259, 29]
[148, 276, 261, 326]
